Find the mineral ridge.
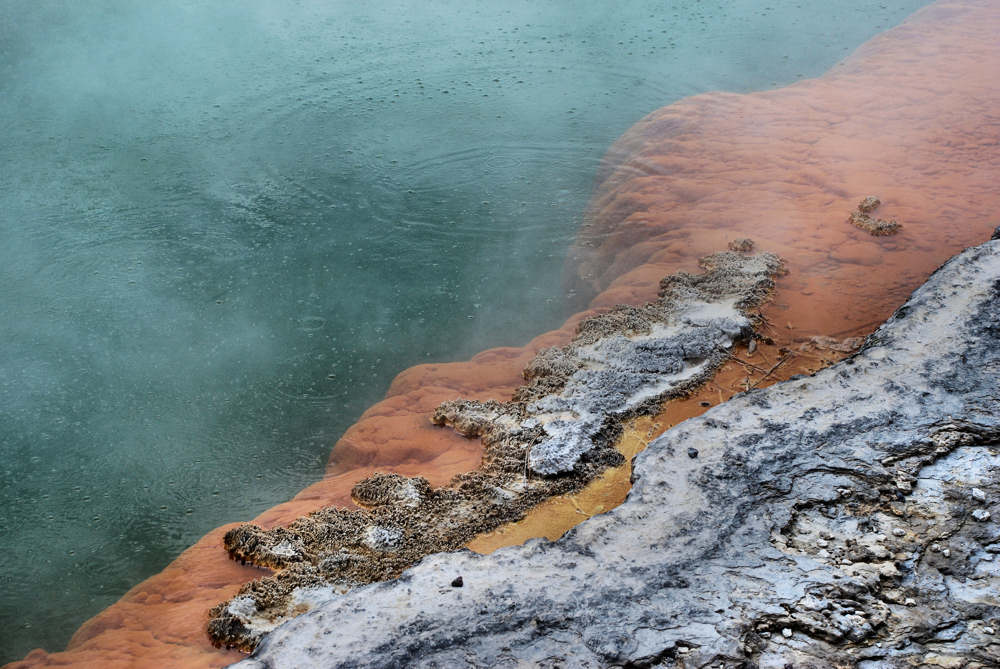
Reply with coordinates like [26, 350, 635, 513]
[208, 250, 783, 651]
[237, 240, 1000, 667]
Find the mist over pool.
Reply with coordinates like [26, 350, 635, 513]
[0, 0, 930, 660]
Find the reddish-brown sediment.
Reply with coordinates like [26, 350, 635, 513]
[9, 0, 1000, 666]
[569, 0, 1000, 326]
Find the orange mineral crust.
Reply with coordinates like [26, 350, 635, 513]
[9, 0, 1000, 667]
[5, 317, 589, 669]
[570, 0, 1000, 331]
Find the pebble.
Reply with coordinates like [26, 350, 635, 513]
[816, 539, 829, 548]
[972, 509, 992, 522]
[892, 528, 906, 537]
[782, 628, 793, 638]
[904, 598, 917, 606]
[972, 487, 987, 502]
[984, 626, 996, 635]
[450, 576, 464, 588]
[687, 448, 699, 459]
[942, 548, 951, 558]
[878, 562, 900, 578]
[930, 544, 940, 552]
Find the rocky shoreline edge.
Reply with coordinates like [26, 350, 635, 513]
[8, 0, 999, 664]
[208, 249, 785, 651]
[237, 235, 1000, 667]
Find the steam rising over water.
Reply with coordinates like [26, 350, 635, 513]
[0, 0, 928, 660]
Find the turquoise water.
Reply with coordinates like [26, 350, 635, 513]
[0, 0, 928, 660]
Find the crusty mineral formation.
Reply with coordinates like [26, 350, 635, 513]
[11, 1, 1000, 665]
[848, 195, 902, 236]
[207, 250, 783, 651]
[236, 239, 1000, 667]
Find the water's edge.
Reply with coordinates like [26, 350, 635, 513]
[10, 0, 1000, 665]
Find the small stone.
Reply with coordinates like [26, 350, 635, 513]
[840, 558, 853, 565]
[760, 631, 771, 639]
[699, 401, 711, 407]
[782, 628, 793, 638]
[816, 539, 829, 548]
[972, 487, 987, 502]
[930, 544, 940, 552]
[450, 576, 464, 588]
[878, 562, 900, 578]
[984, 626, 996, 635]
[817, 549, 830, 559]
[972, 509, 992, 522]
[892, 528, 907, 537]
[687, 448, 699, 459]
[942, 548, 951, 558]
[904, 597, 916, 606]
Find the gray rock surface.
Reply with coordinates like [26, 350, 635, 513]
[236, 240, 1000, 668]
[208, 250, 783, 651]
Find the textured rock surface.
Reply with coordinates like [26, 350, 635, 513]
[10, 1, 1000, 666]
[207, 250, 782, 651]
[237, 241, 1000, 667]
[848, 196, 902, 236]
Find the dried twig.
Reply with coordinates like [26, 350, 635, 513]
[749, 353, 793, 389]
[727, 353, 768, 374]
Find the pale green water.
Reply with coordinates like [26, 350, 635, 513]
[0, 0, 928, 660]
